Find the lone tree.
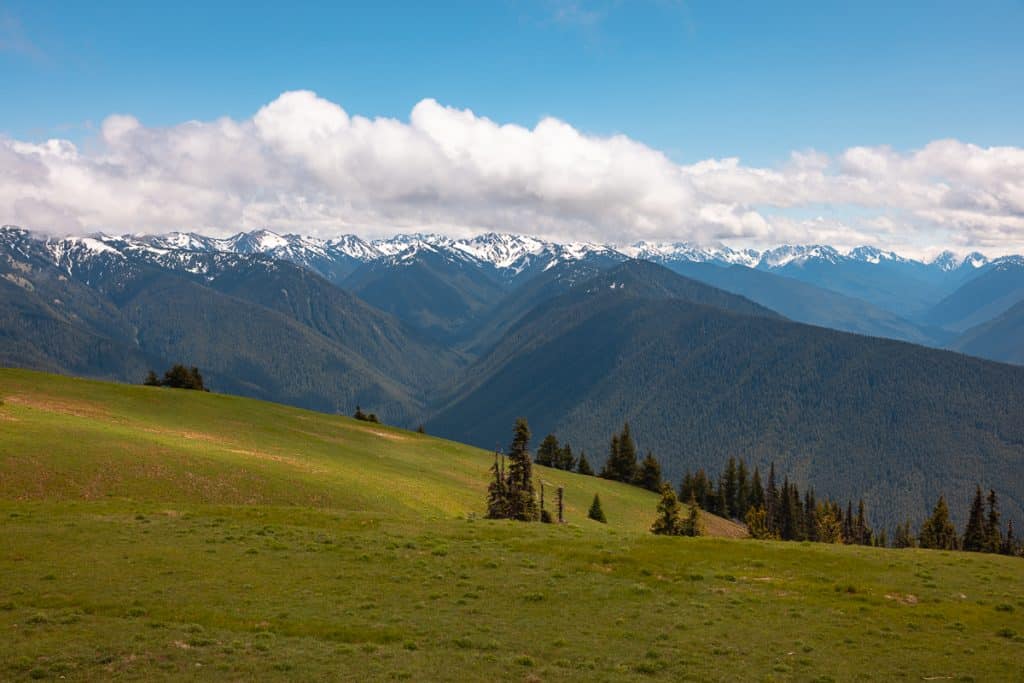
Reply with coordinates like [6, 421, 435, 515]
[919, 495, 958, 550]
[588, 494, 607, 523]
[651, 483, 683, 536]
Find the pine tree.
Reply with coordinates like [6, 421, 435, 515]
[679, 471, 694, 502]
[842, 501, 854, 544]
[588, 494, 607, 523]
[680, 492, 703, 537]
[723, 457, 738, 518]
[143, 370, 160, 386]
[919, 495, 958, 550]
[556, 443, 575, 471]
[804, 489, 818, 542]
[1002, 519, 1017, 556]
[962, 485, 987, 552]
[576, 451, 594, 476]
[893, 520, 916, 548]
[736, 460, 750, 519]
[983, 489, 1002, 553]
[485, 451, 509, 519]
[749, 466, 765, 510]
[855, 499, 871, 546]
[505, 418, 539, 521]
[651, 483, 683, 535]
[766, 462, 779, 535]
[618, 422, 637, 477]
[535, 433, 560, 467]
[637, 452, 662, 492]
[599, 435, 620, 480]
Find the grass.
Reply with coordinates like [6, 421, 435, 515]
[1, 368, 1023, 680]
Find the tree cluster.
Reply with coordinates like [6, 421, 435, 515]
[680, 460, 877, 545]
[599, 423, 663, 492]
[534, 433, 577, 471]
[913, 487, 1019, 555]
[486, 418, 540, 522]
[143, 365, 208, 391]
[651, 484, 702, 537]
[353, 405, 380, 423]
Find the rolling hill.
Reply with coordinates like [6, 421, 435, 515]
[428, 261, 1024, 529]
[1, 368, 1022, 681]
[925, 260, 1024, 332]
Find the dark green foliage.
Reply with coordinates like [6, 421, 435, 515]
[984, 489, 1003, 553]
[147, 364, 208, 391]
[893, 520, 916, 548]
[353, 405, 380, 423]
[636, 452, 662, 492]
[601, 425, 641, 484]
[749, 467, 765, 510]
[963, 486, 987, 552]
[485, 452, 509, 520]
[745, 506, 773, 539]
[505, 418, 539, 522]
[723, 457, 738, 518]
[853, 499, 873, 546]
[651, 483, 683, 536]
[416, 424, 425, 434]
[919, 496, 959, 550]
[576, 451, 594, 476]
[535, 433, 560, 467]
[1003, 520, 1017, 556]
[540, 509, 553, 524]
[587, 494, 606, 523]
[555, 443, 576, 471]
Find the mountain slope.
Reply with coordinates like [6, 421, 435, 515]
[663, 261, 948, 345]
[428, 261, 1024, 528]
[953, 298, 1024, 365]
[925, 260, 1024, 332]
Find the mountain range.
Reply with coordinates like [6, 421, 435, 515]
[2, 224, 1024, 527]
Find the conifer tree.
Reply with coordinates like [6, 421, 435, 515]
[576, 451, 594, 476]
[651, 483, 683, 535]
[535, 434, 560, 467]
[893, 520, 916, 548]
[599, 435, 620, 480]
[353, 405, 368, 421]
[618, 422, 637, 477]
[919, 495, 958, 550]
[736, 460, 750, 519]
[679, 471, 694, 502]
[485, 451, 509, 519]
[1002, 519, 1016, 556]
[680, 492, 703, 537]
[962, 485, 987, 552]
[855, 499, 872, 546]
[766, 463, 779, 534]
[804, 489, 818, 542]
[749, 466, 765, 510]
[842, 501, 855, 544]
[143, 370, 160, 386]
[983, 489, 1002, 553]
[723, 457, 738, 518]
[556, 443, 575, 471]
[505, 418, 539, 521]
[637, 452, 662, 492]
[588, 494, 606, 523]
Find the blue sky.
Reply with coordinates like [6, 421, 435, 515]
[1, 1, 1023, 253]
[3, 0, 1022, 165]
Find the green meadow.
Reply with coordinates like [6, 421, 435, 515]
[1, 369, 1022, 681]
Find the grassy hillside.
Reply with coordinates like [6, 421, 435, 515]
[0, 369, 725, 535]
[2, 370, 1022, 681]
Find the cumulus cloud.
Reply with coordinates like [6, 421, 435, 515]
[2, 90, 1023, 255]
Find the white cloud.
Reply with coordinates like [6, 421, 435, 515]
[2, 90, 1024, 255]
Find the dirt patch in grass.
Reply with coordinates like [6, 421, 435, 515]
[3, 394, 111, 420]
[885, 593, 918, 606]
